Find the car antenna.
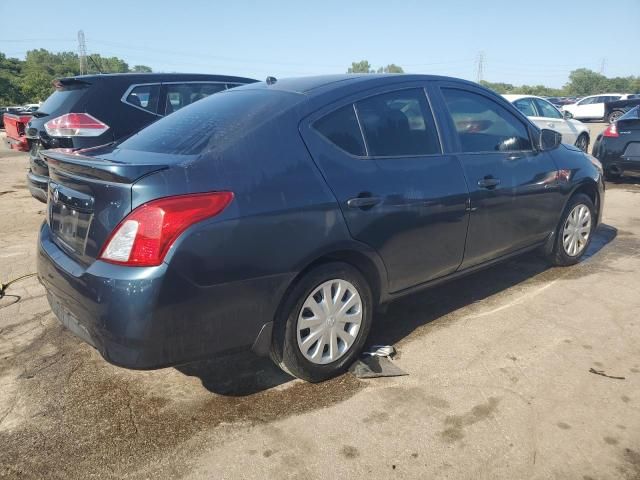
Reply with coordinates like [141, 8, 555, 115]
[88, 55, 103, 74]
[266, 76, 277, 85]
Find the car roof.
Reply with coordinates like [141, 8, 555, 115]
[239, 73, 481, 96]
[57, 72, 258, 84]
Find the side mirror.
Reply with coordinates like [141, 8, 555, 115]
[563, 110, 573, 120]
[539, 128, 562, 151]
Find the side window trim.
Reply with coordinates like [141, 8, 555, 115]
[352, 103, 370, 157]
[121, 83, 163, 117]
[438, 85, 535, 155]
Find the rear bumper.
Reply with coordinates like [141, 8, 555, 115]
[38, 222, 288, 369]
[27, 171, 48, 203]
[5, 135, 29, 151]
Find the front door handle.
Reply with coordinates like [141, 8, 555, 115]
[347, 196, 382, 209]
[477, 176, 501, 189]
[547, 122, 555, 128]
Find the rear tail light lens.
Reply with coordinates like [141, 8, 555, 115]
[44, 113, 109, 137]
[603, 123, 619, 138]
[99, 192, 234, 267]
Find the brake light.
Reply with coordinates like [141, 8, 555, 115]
[99, 192, 234, 267]
[44, 113, 109, 137]
[603, 123, 619, 138]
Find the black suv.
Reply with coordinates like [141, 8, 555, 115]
[26, 73, 257, 202]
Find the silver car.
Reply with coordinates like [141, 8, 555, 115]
[504, 94, 590, 152]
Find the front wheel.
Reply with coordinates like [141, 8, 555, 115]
[547, 193, 595, 266]
[574, 133, 589, 152]
[270, 262, 373, 382]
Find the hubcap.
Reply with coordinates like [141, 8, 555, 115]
[562, 204, 592, 257]
[576, 136, 587, 151]
[296, 279, 363, 365]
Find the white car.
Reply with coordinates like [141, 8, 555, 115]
[504, 94, 590, 151]
[561, 93, 634, 121]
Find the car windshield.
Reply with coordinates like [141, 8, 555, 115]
[119, 88, 302, 156]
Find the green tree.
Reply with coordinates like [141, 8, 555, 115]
[347, 60, 374, 73]
[376, 64, 404, 74]
[564, 68, 607, 96]
[131, 65, 153, 73]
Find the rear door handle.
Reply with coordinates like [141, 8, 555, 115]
[477, 177, 501, 189]
[347, 196, 382, 209]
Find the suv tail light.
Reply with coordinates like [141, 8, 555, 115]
[99, 192, 234, 267]
[44, 113, 109, 137]
[603, 123, 619, 138]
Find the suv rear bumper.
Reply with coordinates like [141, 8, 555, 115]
[38, 222, 286, 369]
[27, 171, 48, 203]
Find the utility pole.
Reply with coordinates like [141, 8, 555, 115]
[78, 30, 87, 75]
[599, 57, 606, 75]
[476, 51, 485, 83]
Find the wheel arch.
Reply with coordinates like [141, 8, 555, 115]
[569, 179, 601, 222]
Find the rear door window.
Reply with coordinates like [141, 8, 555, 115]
[313, 105, 366, 156]
[355, 88, 440, 156]
[164, 82, 227, 114]
[512, 98, 537, 117]
[442, 88, 532, 153]
[533, 98, 562, 119]
[125, 84, 161, 114]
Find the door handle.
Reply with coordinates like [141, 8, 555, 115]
[347, 196, 382, 209]
[547, 122, 555, 128]
[477, 176, 501, 189]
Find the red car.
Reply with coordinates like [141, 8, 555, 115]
[3, 111, 32, 151]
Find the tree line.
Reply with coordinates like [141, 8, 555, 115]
[0, 49, 152, 105]
[348, 60, 639, 97]
[2, 51, 638, 106]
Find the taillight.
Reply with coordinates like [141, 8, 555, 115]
[99, 192, 234, 267]
[44, 113, 109, 137]
[603, 123, 619, 138]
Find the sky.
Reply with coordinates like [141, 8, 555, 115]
[1, 0, 639, 88]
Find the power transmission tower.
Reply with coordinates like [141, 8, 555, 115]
[476, 51, 485, 83]
[78, 30, 87, 75]
[599, 57, 606, 75]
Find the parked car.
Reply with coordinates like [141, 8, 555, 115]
[38, 74, 604, 382]
[593, 106, 640, 179]
[505, 94, 590, 151]
[562, 94, 635, 121]
[3, 110, 33, 151]
[26, 73, 257, 202]
[604, 97, 640, 124]
[0, 106, 23, 129]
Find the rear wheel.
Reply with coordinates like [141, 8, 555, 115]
[548, 193, 595, 266]
[270, 262, 373, 382]
[608, 110, 624, 124]
[605, 168, 622, 181]
[574, 133, 589, 152]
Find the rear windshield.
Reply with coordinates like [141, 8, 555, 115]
[38, 82, 90, 115]
[119, 89, 301, 155]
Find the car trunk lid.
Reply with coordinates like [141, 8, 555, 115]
[45, 150, 168, 266]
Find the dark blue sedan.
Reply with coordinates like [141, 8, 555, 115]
[38, 74, 605, 382]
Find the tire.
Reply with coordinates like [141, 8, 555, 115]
[608, 110, 624, 124]
[574, 133, 589, 152]
[548, 193, 596, 266]
[604, 169, 622, 181]
[270, 262, 373, 382]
